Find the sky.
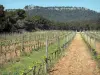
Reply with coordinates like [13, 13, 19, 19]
[0, 0, 100, 12]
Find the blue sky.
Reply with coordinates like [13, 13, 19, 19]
[0, 0, 100, 12]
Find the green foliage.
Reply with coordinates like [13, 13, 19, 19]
[0, 6, 26, 32]
[16, 9, 26, 19]
[97, 55, 100, 59]
[0, 4, 5, 17]
[0, 5, 100, 32]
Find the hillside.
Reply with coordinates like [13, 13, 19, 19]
[24, 5, 100, 22]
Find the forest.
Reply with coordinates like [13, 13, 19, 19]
[0, 5, 100, 32]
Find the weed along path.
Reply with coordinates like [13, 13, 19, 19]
[49, 33, 100, 75]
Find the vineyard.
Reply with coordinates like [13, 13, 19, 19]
[81, 31, 100, 67]
[49, 31, 100, 75]
[0, 0, 100, 75]
[0, 31, 100, 75]
[0, 30, 76, 75]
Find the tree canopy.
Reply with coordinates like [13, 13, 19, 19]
[0, 5, 100, 32]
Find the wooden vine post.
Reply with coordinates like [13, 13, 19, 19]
[89, 37, 91, 45]
[65, 35, 67, 49]
[94, 38, 96, 50]
[21, 34, 24, 52]
[0, 42, 2, 54]
[45, 36, 48, 74]
[90, 37, 91, 45]
[87, 34, 88, 42]
[58, 36, 60, 50]
[32, 66, 36, 75]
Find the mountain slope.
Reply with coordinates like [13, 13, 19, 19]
[24, 6, 100, 22]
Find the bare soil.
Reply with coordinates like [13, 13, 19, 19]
[49, 33, 100, 75]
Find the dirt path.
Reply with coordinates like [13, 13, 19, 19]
[49, 33, 100, 75]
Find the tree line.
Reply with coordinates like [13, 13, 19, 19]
[0, 5, 100, 33]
